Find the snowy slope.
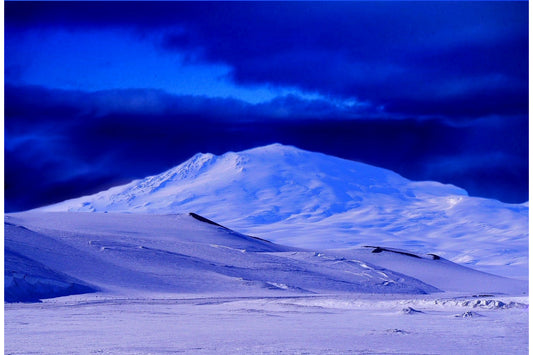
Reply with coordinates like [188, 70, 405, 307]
[39, 144, 528, 278]
[5, 212, 526, 303]
[5, 247, 97, 302]
[4, 212, 436, 301]
[331, 247, 526, 294]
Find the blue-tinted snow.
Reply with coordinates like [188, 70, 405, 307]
[39, 144, 528, 278]
[5, 212, 526, 303]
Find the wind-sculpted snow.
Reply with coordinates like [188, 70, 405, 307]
[5, 212, 526, 303]
[331, 247, 527, 295]
[5, 212, 439, 302]
[5, 246, 97, 303]
[39, 144, 528, 278]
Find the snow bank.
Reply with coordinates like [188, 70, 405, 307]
[5, 212, 526, 302]
[5, 247, 96, 303]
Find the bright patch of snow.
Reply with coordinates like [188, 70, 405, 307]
[455, 311, 484, 318]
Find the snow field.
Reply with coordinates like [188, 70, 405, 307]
[5, 212, 526, 303]
[5, 294, 528, 354]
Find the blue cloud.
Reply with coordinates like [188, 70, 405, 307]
[5, 2, 528, 120]
[5, 85, 528, 211]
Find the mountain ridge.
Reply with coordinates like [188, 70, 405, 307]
[40, 143, 470, 213]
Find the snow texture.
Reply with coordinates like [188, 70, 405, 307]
[5, 212, 526, 303]
[5, 246, 97, 303]
[5, 212, 438, 302]
[5, 293, 528, 354]
[39, 143, 528, 278]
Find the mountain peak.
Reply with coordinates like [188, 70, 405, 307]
[40, 143, 466, 216]
[243, 143, 305, 154]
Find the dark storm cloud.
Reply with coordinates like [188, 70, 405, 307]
[5, 84, 372, 211]
[5, 85, 528, 211]
[6, 1, 528, 121]
[4, 2, 529, 211]
[159, 2, 528, 120]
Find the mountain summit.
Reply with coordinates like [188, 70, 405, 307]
[41, 143, 467, 214]
[39, 144, 528, 278]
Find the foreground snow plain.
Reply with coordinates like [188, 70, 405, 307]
[5, 293, 528, 354]
[5, 211, 528, 354]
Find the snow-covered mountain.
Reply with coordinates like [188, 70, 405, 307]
[39, 143, 528, 278]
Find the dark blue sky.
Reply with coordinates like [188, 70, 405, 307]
[4, 1, 529, 212]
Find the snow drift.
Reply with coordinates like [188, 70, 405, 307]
[5, 246, 97, 303]
[5, 212, 526, 302]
